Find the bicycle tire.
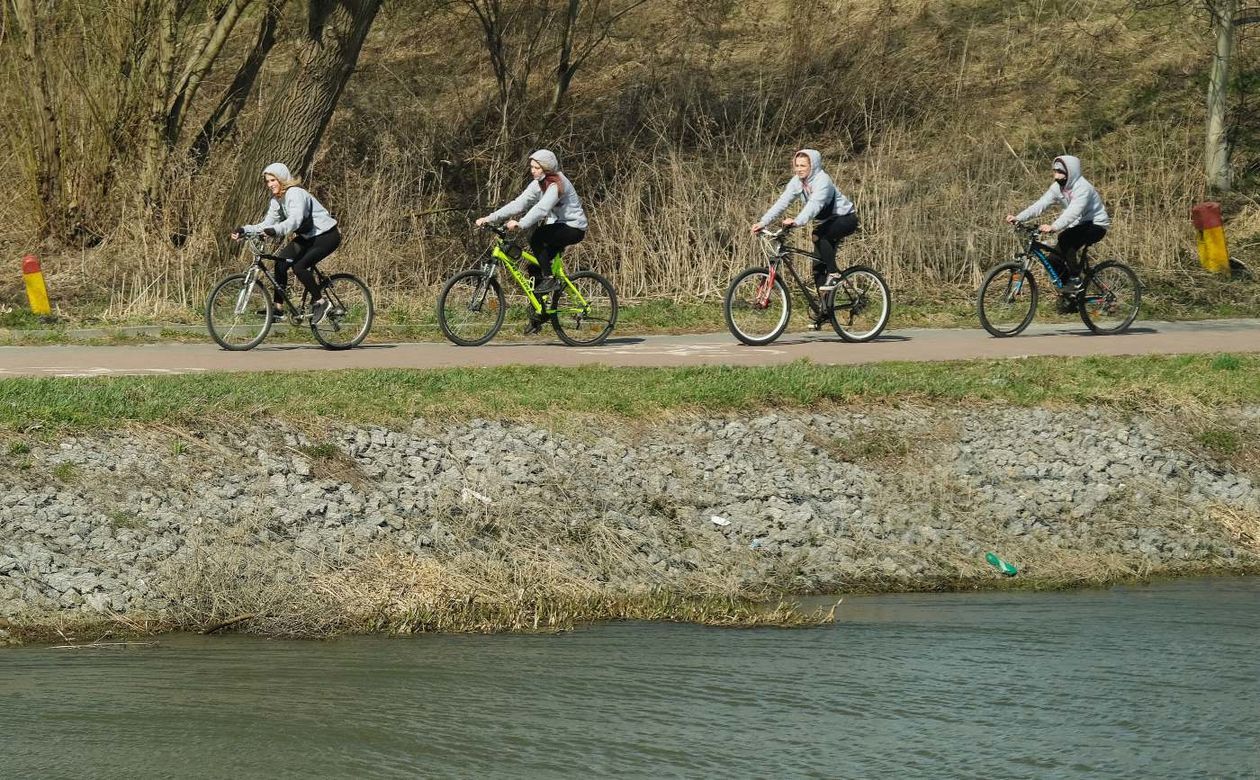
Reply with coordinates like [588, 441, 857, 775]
[310, 273, 374, 350]
[437, 269, 506, 346]
[724, 266, 791, 346]
[977, 261, 1038, 337]
[828, 265, 891, 343]
[1078, 260, 1141, 334]
[206, 272, 273, 350]
[550, 270, 618, 347]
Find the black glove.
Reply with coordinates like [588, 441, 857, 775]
[263, 226, 278, 237]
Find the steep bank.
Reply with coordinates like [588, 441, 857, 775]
[2, 405, 1257, 641]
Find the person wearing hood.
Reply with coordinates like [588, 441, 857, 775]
[751, 149, 858, 290]
[231, 162, 341, 324]
[1006, 155, 1110, 286]
[476, 149, 588, 300]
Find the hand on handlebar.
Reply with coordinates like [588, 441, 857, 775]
[1038, 224, 1054, 234]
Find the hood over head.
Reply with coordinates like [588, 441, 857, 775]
[795, 148, 823, 180]
[1053, 155, 1082, 189]
[263, 162, 295, 183]
[529, 149, 559, 173]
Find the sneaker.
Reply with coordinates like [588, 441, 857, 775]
[818, 273, 842, 291]
[533, 276, 559, 295]
[310, 299, 329, 325]
[523, 317, 544, 335]
[255, 307, 285, 321]
[1056, 295, 1078, 315]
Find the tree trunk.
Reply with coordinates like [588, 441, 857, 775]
[1205, 0, 1236, 192]
[223, 0, 383, 229]
[188, 0, 285, 170]
[13, 0, 64, 239]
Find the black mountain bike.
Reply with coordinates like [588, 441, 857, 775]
[206, 235, 374, 350]
[977, 222, 1141, 337]
[723, 225, 890, 346]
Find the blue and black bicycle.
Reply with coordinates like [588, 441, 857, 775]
[977, 221, 1141, 337]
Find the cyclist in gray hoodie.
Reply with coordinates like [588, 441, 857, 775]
[751, 148, 858, 290]
[231, 162, 340, 324]
[1006, 154, 1110, 286]
[476, 149, 587, 296]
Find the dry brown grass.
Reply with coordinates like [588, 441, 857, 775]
[1, 0, 1256, 320]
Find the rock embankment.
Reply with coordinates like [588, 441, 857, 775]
[1, 406, 1257, 633]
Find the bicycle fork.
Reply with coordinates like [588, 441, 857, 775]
[236, 268, 260, 316]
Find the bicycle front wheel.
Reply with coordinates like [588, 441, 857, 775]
[977, 261, 1038, 337]
[437, 270, 505, 346]
[724, 266, 791, 346]
[550, 270, 618, 347]
[828, 265, 890, 342]
[311, 273, 374, 350]
[1079, 260, 1141, 334]
[206, 273, 272, 350]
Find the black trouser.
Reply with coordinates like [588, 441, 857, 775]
[528, 224, 585, 279]
[1056, 222, 1106, 278]
[275, 226, 342, 303]
[812, 212, 859, 285]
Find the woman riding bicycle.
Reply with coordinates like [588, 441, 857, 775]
[751, 148, 858, 290]
[1005, 154, 1110, 290]
[231, 162, 340, 324]
[475, 149, 587, 296]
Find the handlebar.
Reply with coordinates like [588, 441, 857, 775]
[756, 224, 795, 241]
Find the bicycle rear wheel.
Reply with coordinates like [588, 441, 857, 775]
[550, 270, 618, 346]
[1078, 260, 1141, 334]
[828, 265, 890, 342]
[206, 272, 272, 350]
[977, 261, 1038, 337]
[310, 273, 374, 349]
[437, 269, 505, 346]
[724, 266, 791, 346]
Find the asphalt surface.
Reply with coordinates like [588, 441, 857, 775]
[0, 319, 1254, 378]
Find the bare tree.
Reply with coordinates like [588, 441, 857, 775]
[223, 0, 384, 228]
[13, 0, 64, 238]
[546, 0, 650, 122]
[1205, 0, 1260, 190]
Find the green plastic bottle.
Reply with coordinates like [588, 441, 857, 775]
[985, 552, 1018, 577]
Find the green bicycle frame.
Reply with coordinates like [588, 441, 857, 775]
[488, 240, 589, 315]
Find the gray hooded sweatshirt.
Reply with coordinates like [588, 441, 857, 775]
[1015, 155, 1110, 231]
[484, 149, 589, 230]
[759, 149, 855, 227]
[244, 163, 338, 239]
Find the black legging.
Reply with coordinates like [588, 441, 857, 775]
[812, 212, 859, 285]
[1057, 222, 1107, 277]
[529, 223, 585, 277]
[275, 226, 342, 302]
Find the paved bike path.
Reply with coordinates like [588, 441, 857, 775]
[0, 319, 1254, 378]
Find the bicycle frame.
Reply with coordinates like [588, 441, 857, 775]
[480, 228, 591, 316]
[232, 236, 332, 322]
[1013, 226, 1079, 291]
[758, 231, 829, 322]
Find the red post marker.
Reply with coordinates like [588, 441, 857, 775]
[1190, 202, 1229, 274]
[22, 255, 52, 315]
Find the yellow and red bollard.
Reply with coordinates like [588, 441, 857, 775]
[21, 254, 52, 315]
[1190, 202, 1230, 275]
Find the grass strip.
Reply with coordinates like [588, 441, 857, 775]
[0, 353, 1255, 431]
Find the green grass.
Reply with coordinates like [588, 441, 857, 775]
[0, 353, 1256, 431]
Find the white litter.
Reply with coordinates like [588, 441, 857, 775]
[461, 487, 493, 505]
[710, 515, 731, 526]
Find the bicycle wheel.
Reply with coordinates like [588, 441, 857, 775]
[310, 273, 374, 350]
[1078, 260, 1141, 334]
[828, 265, 891, 343]
[550, 270, 618, 347]
[977, 261, 1038, 337]
[724, 266, 791, 346]
[437, 269, 505, 346]
[206, 272, 273, 350]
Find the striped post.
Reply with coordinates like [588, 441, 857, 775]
[21, 255, 51, 315]
[1190, 202, 1230, 275]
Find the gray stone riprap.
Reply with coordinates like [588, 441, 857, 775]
[0, 407, 1256, 624]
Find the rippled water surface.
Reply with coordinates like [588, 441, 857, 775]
[3, 578, 1258, 779]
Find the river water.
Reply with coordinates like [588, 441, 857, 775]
[2, 577, 1257, 779]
